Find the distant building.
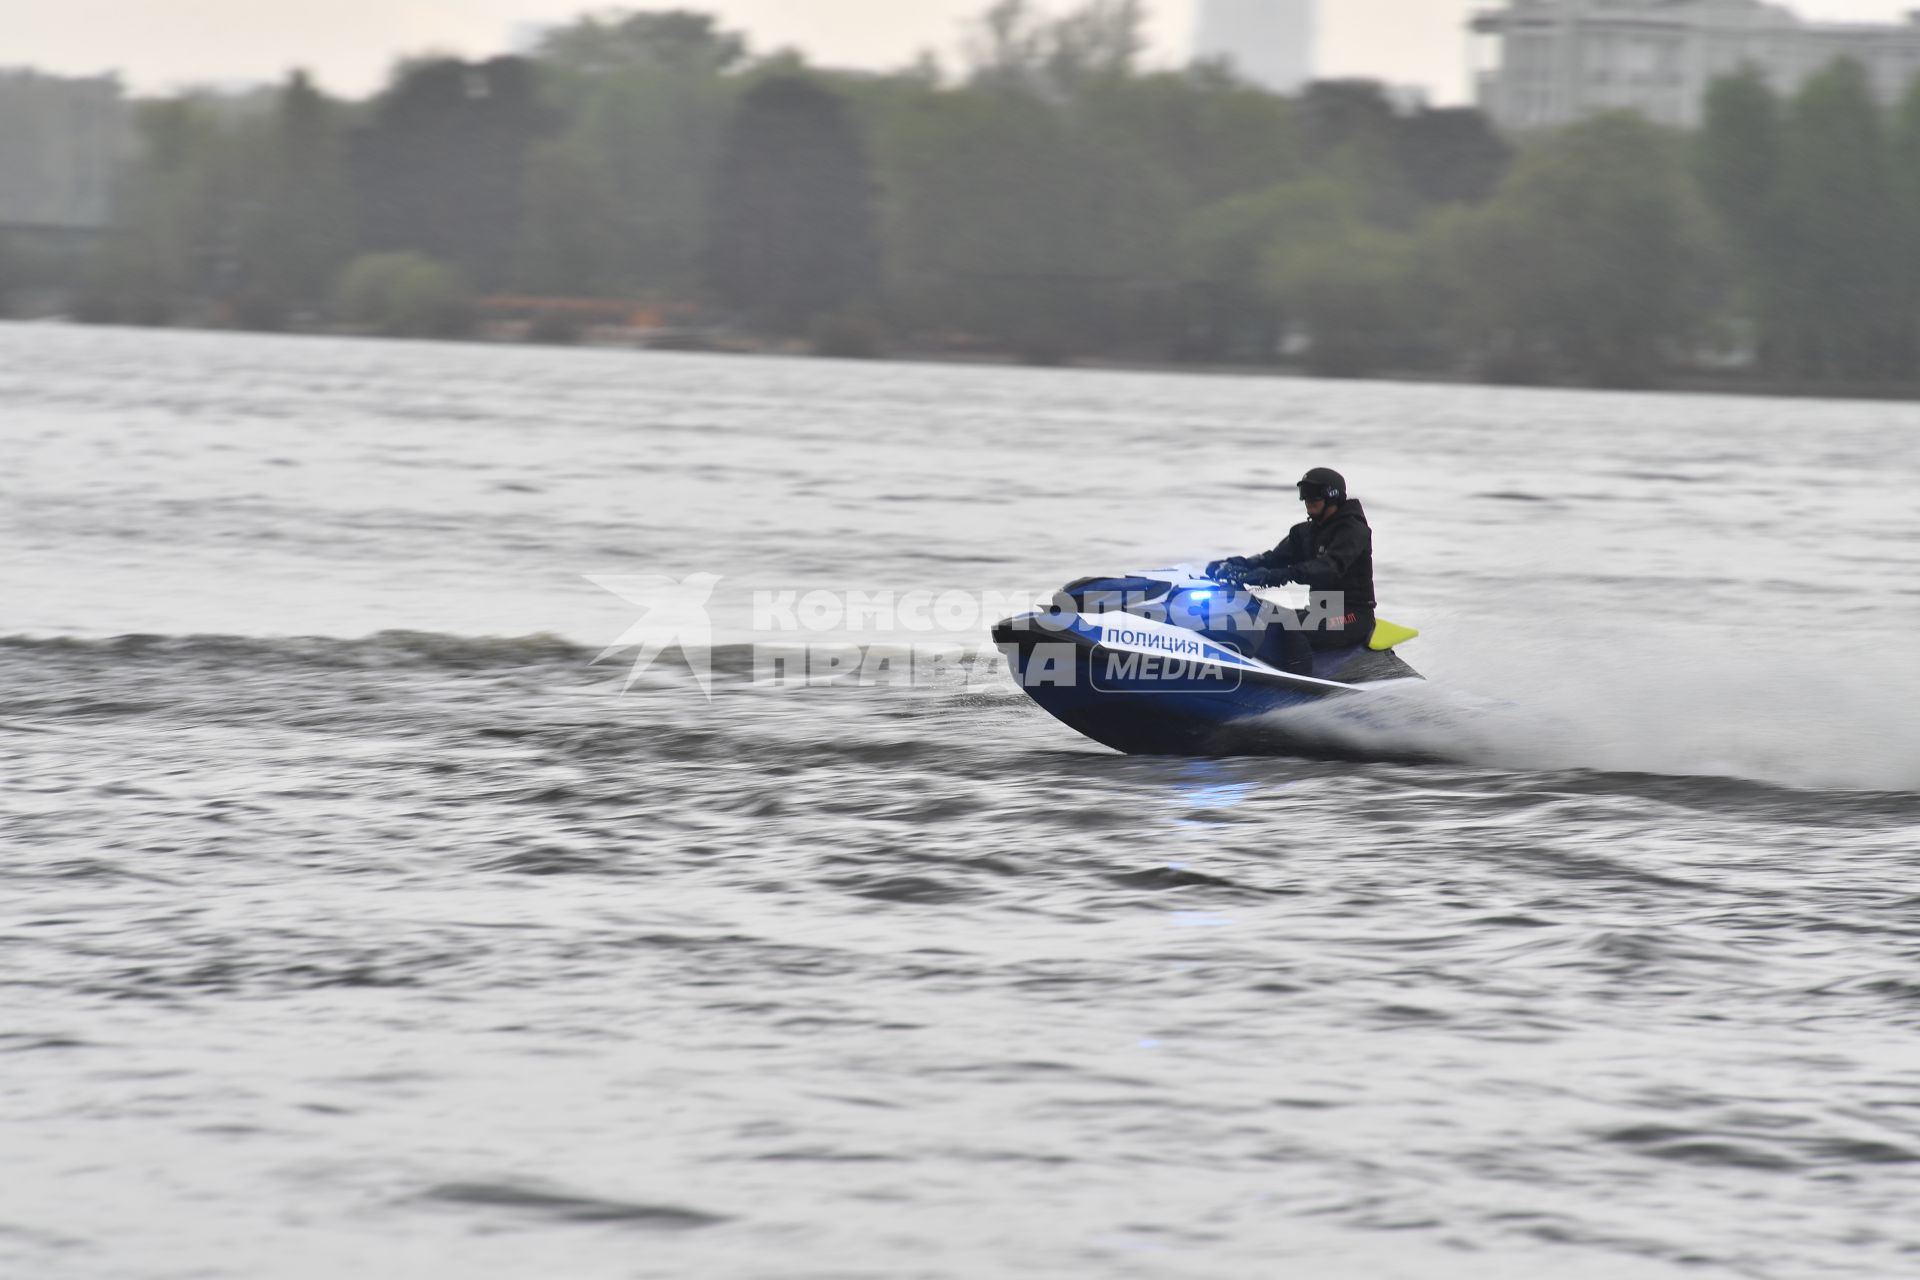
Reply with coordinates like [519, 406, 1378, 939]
[1194, 0, 1316, 94]
[1471, 0, 1920, 130]
[0, 70, 128, 232]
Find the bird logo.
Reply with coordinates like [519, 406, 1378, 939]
[586, 572, 722, 700]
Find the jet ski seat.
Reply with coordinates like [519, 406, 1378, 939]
[1256, 622, 1422, 682]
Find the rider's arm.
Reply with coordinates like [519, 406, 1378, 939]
[1283, 520, 1367, 582]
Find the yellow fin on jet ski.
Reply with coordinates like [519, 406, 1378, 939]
[1369, 619, 1419, 652]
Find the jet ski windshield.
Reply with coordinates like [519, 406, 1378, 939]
[1054, 575, 1174, 614]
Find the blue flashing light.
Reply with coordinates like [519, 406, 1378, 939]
[1190, 590, 1213, 600]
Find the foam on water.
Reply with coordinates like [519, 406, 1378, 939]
[1253, 628, 1920, 792]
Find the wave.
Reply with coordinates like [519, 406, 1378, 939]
[5, 629, 1915, 791]
[0, 629, 597, 670]
[0, 632, 1036, 695]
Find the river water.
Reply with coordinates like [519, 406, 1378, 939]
[3, 324, 1919, 1279]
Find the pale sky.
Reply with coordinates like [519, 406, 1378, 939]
[3, 0, 1918, 103]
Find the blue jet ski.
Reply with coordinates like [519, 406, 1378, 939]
[990, 565, 1423, 757]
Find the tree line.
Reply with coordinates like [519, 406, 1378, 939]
[30, 2, 1920, 388]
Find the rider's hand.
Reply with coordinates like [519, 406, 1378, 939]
[1206, 557, 1247, 580]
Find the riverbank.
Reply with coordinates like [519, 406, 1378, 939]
[12, 312, 1920, 404]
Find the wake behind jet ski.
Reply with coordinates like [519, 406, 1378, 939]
[990, 566, 1422, 756]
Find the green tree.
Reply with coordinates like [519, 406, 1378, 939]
[1043, 0, 1148, 90]
[875, 87, 1070, 352]
[1450, 113, 1725, 387]
[1266, 220, 1420, 377]
[874, 82, 1174, 358]
[547, 55, 738, 296]
[1072, 67, 1300, 210]
[964, 0, 1147, 97]
[1695, 67, 1787, 370]
[1395, 107, 1509, 208]
[351, 57, 556, 291]
[515, 137, 625, 295]
[1294, 79, 1415, 226]
[704, 75, 881, 331]
[875, 41, 1305, 360]
[332, 251, 473, 336]
[234, 72, 354, 325]
[534, 9, 747, 75]
[965, 0, 1051, 93]
[1298, 79, 1399, 162]
[529, 9, 749, 296]
[92, 95, 258, 321]
[1177, 179, 1345, 360]
[1697, 69, 1781, 237]
[1891, 77, 1920, 375]
[1772, 59, 1909, 379]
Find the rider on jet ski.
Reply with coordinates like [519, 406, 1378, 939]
[1206, 467, 1376, 654]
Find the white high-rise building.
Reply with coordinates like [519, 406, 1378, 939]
[0, 71, 126, 231]
[1194, 0, 1316, 94]
[1472, 0, 1920, 131]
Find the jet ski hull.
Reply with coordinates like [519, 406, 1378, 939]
[990, 612, 1417, 757]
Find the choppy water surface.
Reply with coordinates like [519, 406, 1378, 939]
[4, 325, 1920, 1279]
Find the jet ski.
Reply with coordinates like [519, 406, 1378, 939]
[990, 565, 1423, 757]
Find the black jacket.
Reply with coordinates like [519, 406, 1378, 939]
[1246, 499, 1376, 613]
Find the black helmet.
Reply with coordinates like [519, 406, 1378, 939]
[1297, 467, 1347, 503]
